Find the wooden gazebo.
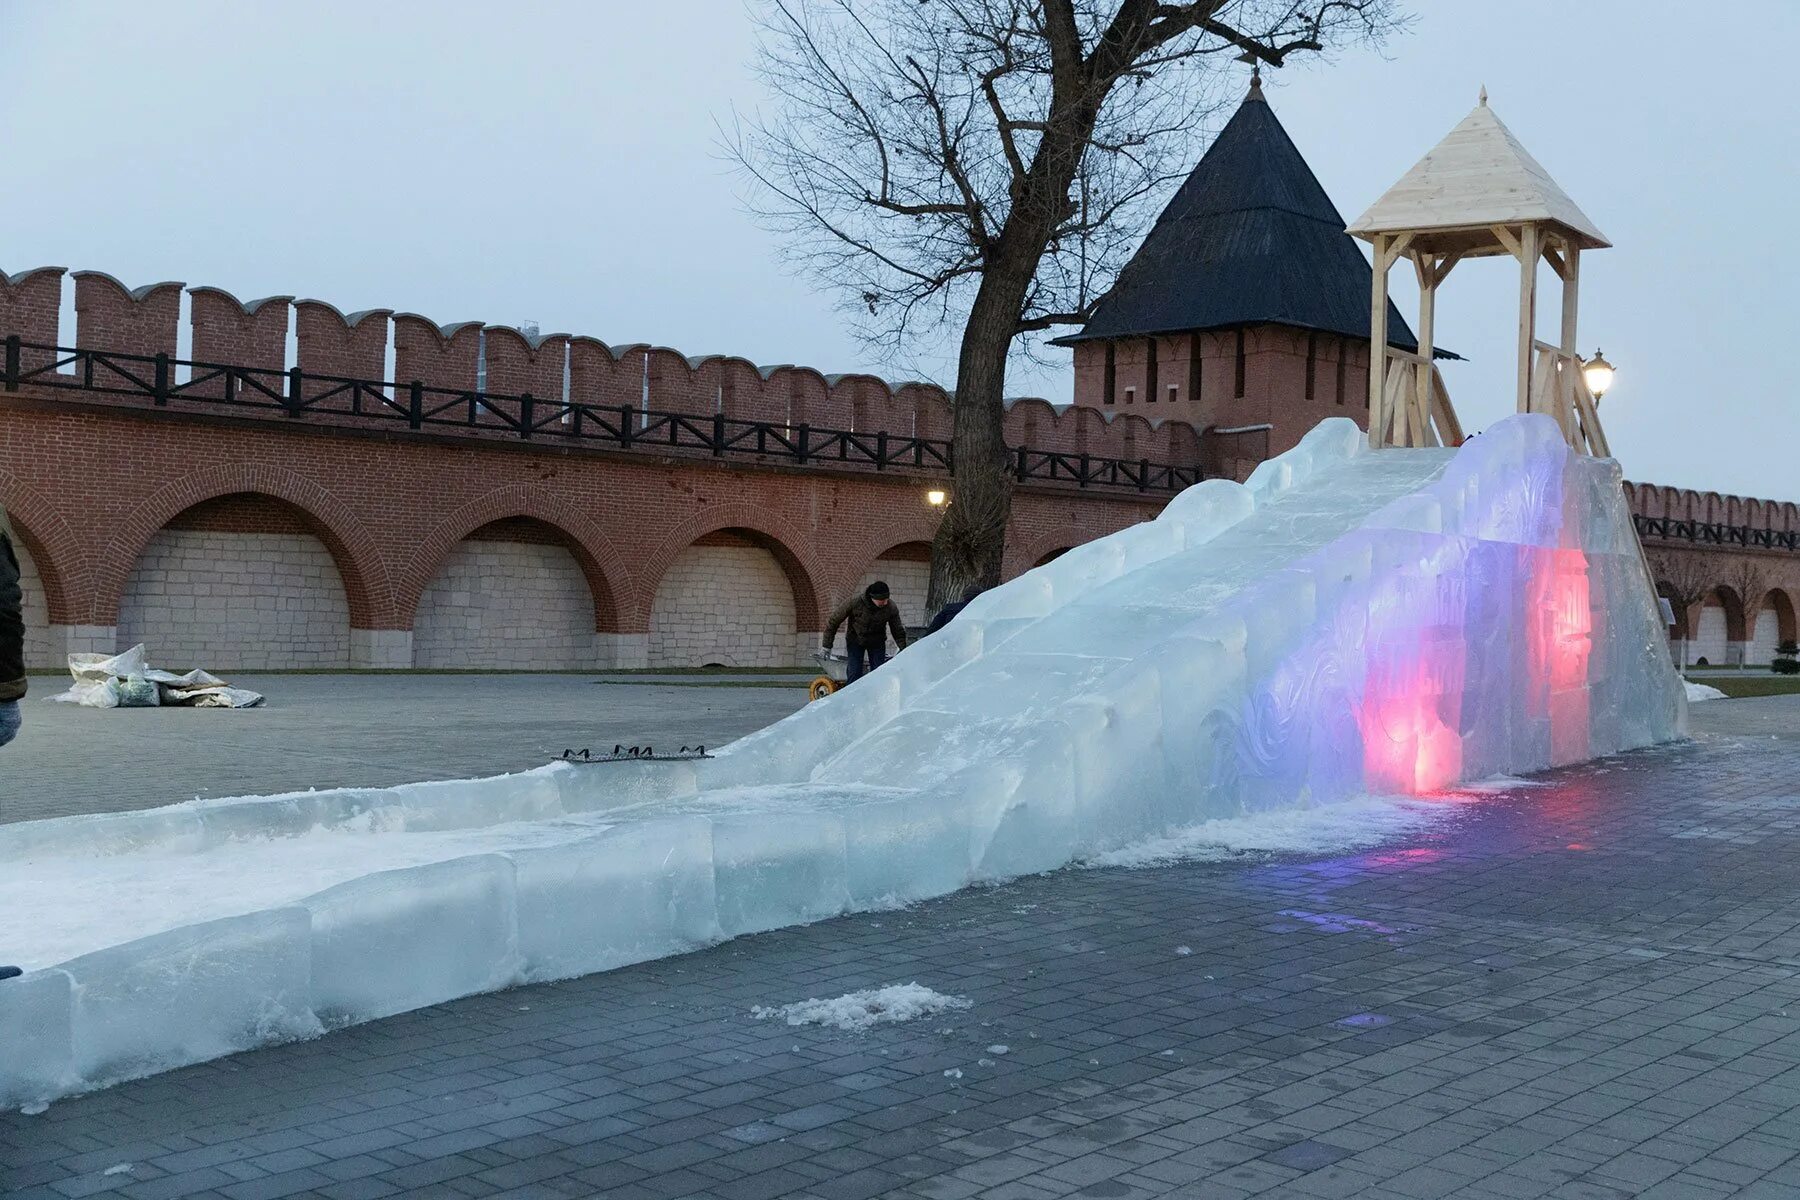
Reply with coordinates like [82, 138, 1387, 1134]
[1349, 90, 1612, 454]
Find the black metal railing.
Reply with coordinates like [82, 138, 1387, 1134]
[1633, 514, 1800, 552]
[1, 337, 1204, 494]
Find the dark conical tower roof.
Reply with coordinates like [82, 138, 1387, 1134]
[1056, 79, 1429, 352]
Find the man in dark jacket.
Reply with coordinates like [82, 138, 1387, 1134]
[927, 585, 983, 635]
[0, 508, 25, 750]
[823, 580, 907, 682]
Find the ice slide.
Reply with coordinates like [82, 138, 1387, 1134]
[0, 414, 1685, 1108]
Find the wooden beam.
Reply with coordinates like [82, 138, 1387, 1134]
[1490, 223, 1524, 262]
[1516, 223, 1539, 414]
[1369, 234, 1390, 447]
[1415, 257, 1436, 447]
[1430, 366, 1465, 445]
[1432, 250, 1465, 288]
[1560, 244, 1581, 357]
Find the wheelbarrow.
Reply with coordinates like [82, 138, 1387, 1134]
[808, 650, 848, 702]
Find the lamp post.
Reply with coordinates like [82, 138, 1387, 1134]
[1582, 348, 1615, 403]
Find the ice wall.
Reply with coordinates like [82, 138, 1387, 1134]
[0, 415, 1684, 1108]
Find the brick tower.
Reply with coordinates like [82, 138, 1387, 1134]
[1056, 74, 1444, 464]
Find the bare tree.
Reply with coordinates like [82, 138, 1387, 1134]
[1648, 549, 1715, 671]
[1724, 557, 1768, 624]
[732, 0, 1401, 607]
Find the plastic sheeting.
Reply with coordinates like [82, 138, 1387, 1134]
[49, 644, 264, 709]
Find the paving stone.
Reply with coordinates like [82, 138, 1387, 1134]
[14, 698, 1800, 1199]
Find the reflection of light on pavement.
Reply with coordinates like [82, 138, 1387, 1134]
[1360, 847, 1444, 870]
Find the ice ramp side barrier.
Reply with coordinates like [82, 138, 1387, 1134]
[0, 415, 1685, 1109]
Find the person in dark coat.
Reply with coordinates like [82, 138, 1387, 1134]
[823, 581, 907, 682]
[926, 585, 984, 635]
[1, 511, 24, 979]
[0, 508, 25, 751]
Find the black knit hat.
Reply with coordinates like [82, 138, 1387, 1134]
[865, 580, 890, 600]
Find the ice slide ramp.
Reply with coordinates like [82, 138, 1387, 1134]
[0, 415, 1685, 1107]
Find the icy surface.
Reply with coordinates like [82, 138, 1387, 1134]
[0, 414, 1687, 1108]
[1080, 796, 1450, 869]
[1685, 680, 1726, 702]
[753, 983, 971, 1031]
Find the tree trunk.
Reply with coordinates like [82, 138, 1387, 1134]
[928, 263, 1034, 612]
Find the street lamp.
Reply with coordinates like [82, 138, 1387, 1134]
[1582, 348, 1615, 402]
[926, 488, 948, 508]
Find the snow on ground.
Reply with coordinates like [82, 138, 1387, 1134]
[752, 983, 971, 1032]
[1079, 795, 1451, 870]
[1685, 680, 1727, 702]
[2, 814, 616, 971]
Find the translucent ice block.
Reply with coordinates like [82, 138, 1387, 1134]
[841, 791, 974, 908]
[62, 908, 316, 1086]
[0, 969, 74, 1109]
[306, 854, 518, 1024]
[511, 817, 720, 981]
[710, 810, 850, 937]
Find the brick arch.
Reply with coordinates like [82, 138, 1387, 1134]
[400, 487, 632, 633]
[1005, 530, 1089, 580]
[1708, 585, 1750, 644]
[96, 465, 388, 627]
[639, 505, 824, 630]
[0, 470, 87, 624]
[832, 515, 942, 607]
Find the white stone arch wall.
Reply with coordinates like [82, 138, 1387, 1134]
[413, 520, 599, 669]
[1691, 601, 1729, 667]
[12, 536, 55, 669]
[1750, 607, 1782, 666]
[117, 495, 352, 669]
[855, 544, 932, 633]
[649, 531, 800, 667]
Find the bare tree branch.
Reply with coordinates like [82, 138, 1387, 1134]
[730, 0, 1404, 603]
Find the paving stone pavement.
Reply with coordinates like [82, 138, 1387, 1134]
[2, 674, 808, 825]
[9, 697, 1800, 1199]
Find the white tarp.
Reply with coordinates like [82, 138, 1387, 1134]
[49, 644, 263, 709]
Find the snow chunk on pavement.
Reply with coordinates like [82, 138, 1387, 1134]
[752, 983, 971, 1032]
[1080, 796, 1446, 869]
[1685, 680, 1726, 702]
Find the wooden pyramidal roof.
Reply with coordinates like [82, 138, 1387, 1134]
[1055, 76, 1427, 352]
[1349, 91, 1610, 252]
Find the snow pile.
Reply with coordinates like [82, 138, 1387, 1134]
[1082, 796, 1447, 869]
[1684, 680, 1727, 702]
[752, 983, 970, 1032]
[0, 414, 1686, 1111]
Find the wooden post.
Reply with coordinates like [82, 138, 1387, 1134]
[1414, 252, 1436, 447]
[1368, 235, 1390, 447]
[1515, 223, 1539, 414]
[1559, 243, 1581, 356]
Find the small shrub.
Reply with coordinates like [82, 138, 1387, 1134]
[1695, 656, 1710, 668]
[1773, 658, 1800, 675]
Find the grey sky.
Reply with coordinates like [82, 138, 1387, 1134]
[1, 1, 1792, 499]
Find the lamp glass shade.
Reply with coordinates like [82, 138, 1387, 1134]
[1582, 351, 1615, 398]
[926, 489, 948, 507]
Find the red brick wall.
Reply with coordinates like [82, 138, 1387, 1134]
[0, 398, 1160, 638]
[0, 267, 65, 373]
[72, 272, 182, 360]
[1071, 325, 1379, 458]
